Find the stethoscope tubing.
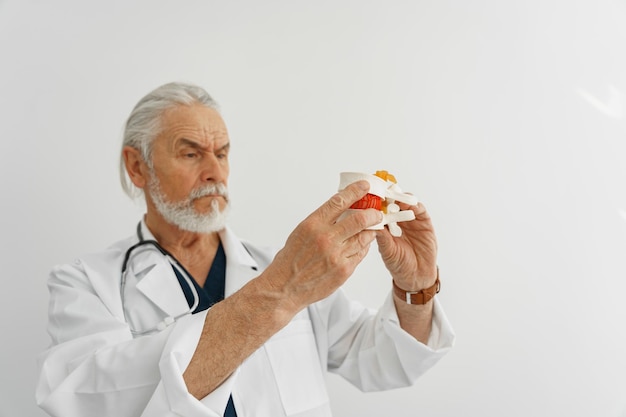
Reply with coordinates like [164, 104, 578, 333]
[120, 222, 200, 336]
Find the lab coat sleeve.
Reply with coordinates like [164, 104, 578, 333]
[36, 261, 233, 417]
[142, 311, 238, 417]
[310, 289, 455, 392]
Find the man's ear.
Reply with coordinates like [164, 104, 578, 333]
[122, 146, 148, 189]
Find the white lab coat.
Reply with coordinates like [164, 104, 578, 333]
[36, 222, 455, 417]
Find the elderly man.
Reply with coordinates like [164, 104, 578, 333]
[36, 82, 454, 417]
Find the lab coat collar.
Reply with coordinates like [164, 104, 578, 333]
[137, 219, 258, 269]
[134, 220, 259, 317]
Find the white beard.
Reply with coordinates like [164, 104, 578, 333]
[147, 172, 230, 234]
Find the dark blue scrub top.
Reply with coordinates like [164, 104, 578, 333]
[172, 242, 227, 312]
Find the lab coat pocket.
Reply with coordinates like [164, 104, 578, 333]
[265, 319, 330, 416]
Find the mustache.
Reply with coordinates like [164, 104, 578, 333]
[189, 183, 228, 200]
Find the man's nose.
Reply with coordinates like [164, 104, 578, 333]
[201, 153, 228, 184]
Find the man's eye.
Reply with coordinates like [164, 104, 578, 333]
[185, 152, 198, 158]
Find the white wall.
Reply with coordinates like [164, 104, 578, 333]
[1, 1, 625, 416]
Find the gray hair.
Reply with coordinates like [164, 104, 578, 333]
[120, 82, 219, 199]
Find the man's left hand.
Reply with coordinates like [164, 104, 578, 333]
[375, 202, 438, 291]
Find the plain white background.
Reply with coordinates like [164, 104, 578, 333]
[1, 1, 625, 416]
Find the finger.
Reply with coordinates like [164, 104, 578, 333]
[350, 229, 377, 253]
[389, 204, 432, 235]
[375, 228, 396, 253]
[334, 208, 382, 241]
[345, 231, 375, 260]
[412, 202, 429, 218]
[395, 201, 428, 218]
[317, 180, 370, 223]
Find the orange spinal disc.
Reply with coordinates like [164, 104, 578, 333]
[374, 170, 397, 183]
[351, 193, 383, 210]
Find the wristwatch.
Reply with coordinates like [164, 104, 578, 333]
[392, 268, 440, 305]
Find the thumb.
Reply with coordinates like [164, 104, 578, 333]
[375, 229, 395, 254]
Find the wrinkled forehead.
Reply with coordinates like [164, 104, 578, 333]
[157, 103, 229, 148]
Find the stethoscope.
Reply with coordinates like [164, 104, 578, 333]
[120, 222, 200, 336]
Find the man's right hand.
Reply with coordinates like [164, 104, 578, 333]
[262, 180, 383, 313]
[185, 180, 382, 399]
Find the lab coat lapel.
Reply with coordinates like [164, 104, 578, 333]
[219, 227, 259, 298]
[132, 255, 190, 318]
[130, 222, 190, 319]
[122, 223, 259, 319]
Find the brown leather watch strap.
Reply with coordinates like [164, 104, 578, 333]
[392, 268, 440, 305]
